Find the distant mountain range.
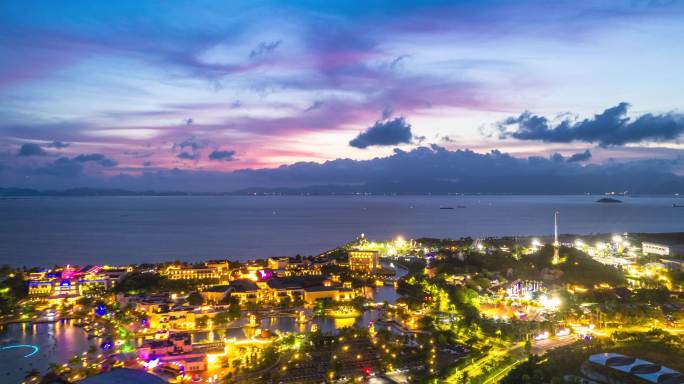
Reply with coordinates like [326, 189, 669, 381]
[0, 186, 679, 197]
[3, 146, 684, 195]
[0, 187, 191, 197]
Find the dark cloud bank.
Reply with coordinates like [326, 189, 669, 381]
[209, 150, 236, 161]
[349, 117, 414, 148]
[18, 143, 47, 156]
[3, 145, 682, 194]
[498, 102, 684, 147]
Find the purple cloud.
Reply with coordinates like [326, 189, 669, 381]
[46, 140, 70, 149]
[73, 153, 118, 167]
[567, 149, 592, 163]
[349, 117, 413, 149]
[498, 103, 684, 146]
[208, 150, 236, 161]
[18, 143, 47, 156]
[177, 151, 200, 161]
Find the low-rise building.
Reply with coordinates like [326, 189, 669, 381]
[200, 285, 232, 303]
[303, 286, 354, 304]
[161, 265, 219, 281]
[228, 279, 262, 304]
[227, 276, 353, 305]
[643, 242, 672, 256]
[139, 333, 207, 375]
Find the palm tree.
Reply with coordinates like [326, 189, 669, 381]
[47, 362, 59, 374]
[24, 368, 40, 380]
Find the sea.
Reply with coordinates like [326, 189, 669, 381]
[1, 195, 683, 267]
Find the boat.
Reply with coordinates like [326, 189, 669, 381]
[674, 204, 684, 208]
[439, 206, 455, 210]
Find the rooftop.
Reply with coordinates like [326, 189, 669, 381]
[589, 353, 684, 384]
[79, 369, 166, 384]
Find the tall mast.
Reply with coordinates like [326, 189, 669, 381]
[554, 211, 559, 246]
[552, 211, 560, 264]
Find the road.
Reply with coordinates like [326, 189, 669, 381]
[445, 334, 578, 383]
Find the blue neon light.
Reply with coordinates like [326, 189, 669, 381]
[0, 344, 40, 357]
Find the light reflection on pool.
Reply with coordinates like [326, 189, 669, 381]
[0, 320, 94, 383]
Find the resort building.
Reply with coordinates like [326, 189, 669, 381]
[266, 257, 324, 277]
[146, 306, 198, 330]
[228, 279, 262, 304]
[161, 264, 219, 281]
[267, 257, 290, 270]
[227, 276, 354, 305]
[643, 242, 672, 256]
[204, 260, 232, 282]
[138, 333, 207, 375]
[200, 284, 232, 303]
[348, 250, 379, 273]
[303, 286, 354, 304]
[27, 265, 117, 298]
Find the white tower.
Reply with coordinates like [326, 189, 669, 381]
[552, 211, 560, 264]
[554, 211, 559, 247]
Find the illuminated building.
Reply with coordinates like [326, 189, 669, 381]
[204, 260, 231, 282]
[263, 279, 305, 303]
[303, 286, 354, 304]
[268, 257, 290, 270]
[348, 250, 379, 273]
[28, 280, 53, 296]
[139, 333, 193, 358]
[27, 265, 116, 298]
[147, 307, 198, 330]
[642, 242, 670, 256]
[506, 280, 543, 298]
[228, 276, 353, 305]
[267, 257, 323, 277]
[228, 279, 262, 304]
[161, 265, 219, 281]
[138, 333, 207, 375]
[200, 285, 232, 304]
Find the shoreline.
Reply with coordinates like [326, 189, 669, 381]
[3, 231, 683, 269]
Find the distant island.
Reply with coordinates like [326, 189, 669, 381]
[596, 197, 623, 203]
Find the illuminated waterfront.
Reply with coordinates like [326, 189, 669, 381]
[0, 320, 93, 383]
[2, 232, 683, 383]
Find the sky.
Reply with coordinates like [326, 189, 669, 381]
[1, 0, 684, 192]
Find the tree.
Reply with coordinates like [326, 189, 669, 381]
[213, 311, 235, 326]
[228, 297, 241, 319]
[188, 292, 204, 306]
[115, 272, 163, 294]
[195, 315, 209, 328]
[24, 369, 40, 380]
[279, 296, 292, 308]
[524, 338, 532, 356]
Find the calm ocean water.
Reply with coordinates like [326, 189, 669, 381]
[1, 195, 683, 267]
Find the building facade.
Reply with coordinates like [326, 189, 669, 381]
[642, 242, 671, 256]
[348, 250, 379, 273]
